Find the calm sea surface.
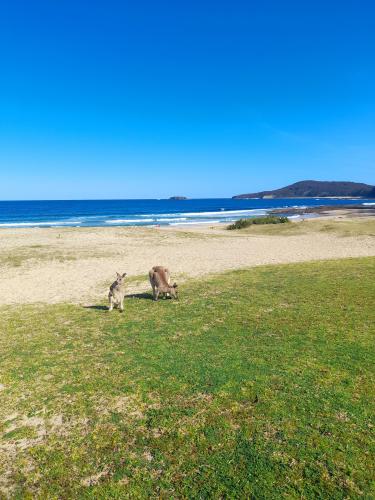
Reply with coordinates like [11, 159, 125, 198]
[0, 198, 372, 228]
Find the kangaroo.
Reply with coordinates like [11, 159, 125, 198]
[108, 272, 127, 312]
[149, 266, 178, 301]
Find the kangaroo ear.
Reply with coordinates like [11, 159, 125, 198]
[116, 272, 121, 278]
[122, 272, 127, 277]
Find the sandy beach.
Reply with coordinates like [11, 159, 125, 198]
[0, 214, 374, 306]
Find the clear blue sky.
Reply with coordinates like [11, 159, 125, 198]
[0, 0, 374, 199]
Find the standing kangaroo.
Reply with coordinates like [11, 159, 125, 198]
[149, 266, 178, 301]
[108, 272, 127, 312]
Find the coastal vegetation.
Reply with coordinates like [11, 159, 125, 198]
[227, 215, 289, 230]
[1, 257, 374, 497]
[228, 217, 375, 237]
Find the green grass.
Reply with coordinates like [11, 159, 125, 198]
[1, 258, 374, 498]
[317, 218, 375, 237]
[0, 245, 118, 268]
[232, 217, 375, 237]
[0, 246, 80, 268]
[227, 216, 289, 230]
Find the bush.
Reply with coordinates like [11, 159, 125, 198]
[227, 215, 289, 230]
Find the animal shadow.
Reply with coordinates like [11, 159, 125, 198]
[83, 292, 153, 312]
[83, 305, 108, 311]
[125, 292, 154, 300]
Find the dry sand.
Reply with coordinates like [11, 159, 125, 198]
[0, 217, 374, 305]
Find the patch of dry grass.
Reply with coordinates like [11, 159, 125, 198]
[235, 217, 375, 237]
[0, 245, 79, 268]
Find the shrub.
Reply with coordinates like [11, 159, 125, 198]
[227, 215, 289, 230]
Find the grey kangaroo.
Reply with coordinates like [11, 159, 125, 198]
[149, 266, 178, 301]
[108, 272, 127, 312]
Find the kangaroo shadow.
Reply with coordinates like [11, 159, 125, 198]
[125, 292, 154, 300]
[83, 292, 154, 311]
[83, 305, 109, 311]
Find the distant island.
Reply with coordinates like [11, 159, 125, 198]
[233, 180, 375, 199]
[169, 196, 188, 200]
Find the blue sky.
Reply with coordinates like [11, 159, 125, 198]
[0, 0, 374, 199]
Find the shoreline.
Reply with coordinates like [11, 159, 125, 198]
[269, 204, 375, 219]
[0, 204, 374, 231]
[154, 204, 375, 230]
[0, 200, 374, 230]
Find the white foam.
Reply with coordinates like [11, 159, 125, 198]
[176, 209, 267, 217]
[169, 220, 221, 226]
[105, 219, 154, 223]
[138, 209, 267, 219]
[155, 217, 187, 222]
[0, 221, 81, 227]
[362, 202, 375, 206]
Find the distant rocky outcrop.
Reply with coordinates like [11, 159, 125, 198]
[233, 180, 375, 199]
[169, 196, 188, 200]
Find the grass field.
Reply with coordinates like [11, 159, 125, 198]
[231, 217, 375, 237]
[1, 258, 374, 498]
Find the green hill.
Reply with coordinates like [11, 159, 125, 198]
[233, 180, 375, 198]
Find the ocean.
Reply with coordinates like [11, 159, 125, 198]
[0, 198, 372, 228]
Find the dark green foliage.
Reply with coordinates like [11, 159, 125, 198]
[233, 179, 375, 198]
[227, 215, 290, 230]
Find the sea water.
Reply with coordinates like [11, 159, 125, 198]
[0, 198, 371, 228]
